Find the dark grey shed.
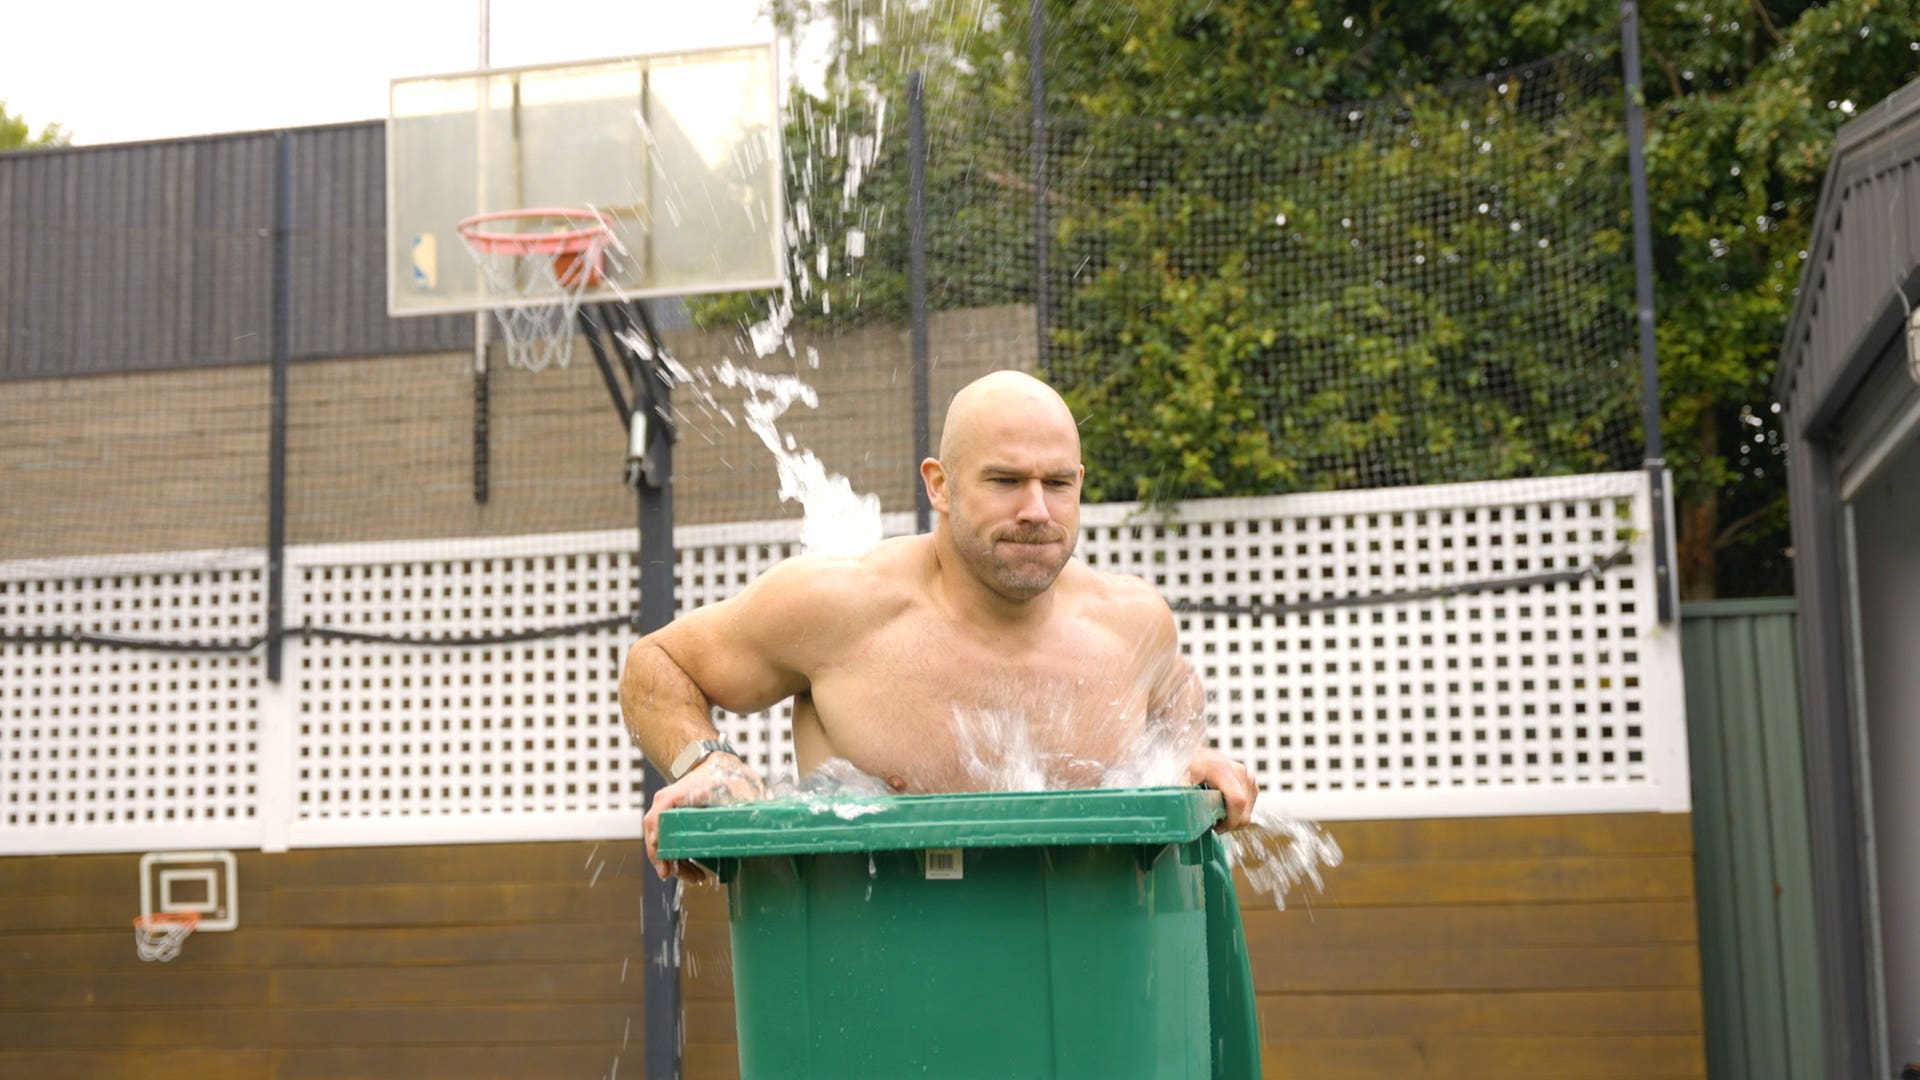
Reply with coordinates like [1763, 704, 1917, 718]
[1774, 78, 1920, 1080]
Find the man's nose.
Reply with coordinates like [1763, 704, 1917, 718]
[1014, 481, 1050, 522]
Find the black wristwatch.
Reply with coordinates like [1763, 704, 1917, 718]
[669, 739, 740, 781]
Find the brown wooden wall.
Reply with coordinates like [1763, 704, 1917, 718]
[0, 812, 1703, 1079]
[0, 839, 650, 1079]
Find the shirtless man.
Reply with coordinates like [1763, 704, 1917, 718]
[622, 370, 1257, 880]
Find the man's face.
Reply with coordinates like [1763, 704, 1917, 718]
[941, 419, 1084, 601]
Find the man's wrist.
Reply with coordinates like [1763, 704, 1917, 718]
[668, 738, 741, 781]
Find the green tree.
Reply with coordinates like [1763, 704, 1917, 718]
[0, 101, 69, 150]
[740, 0, 1920, 597]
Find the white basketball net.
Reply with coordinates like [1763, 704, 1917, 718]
[459, 214, 615, 373]
[133, 913, 197, 962]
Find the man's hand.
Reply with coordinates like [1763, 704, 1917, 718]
[643, 753, 765, 883]
[1183, 746, 1257, 832]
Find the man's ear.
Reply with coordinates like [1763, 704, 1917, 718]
[920, 458, 949, 513]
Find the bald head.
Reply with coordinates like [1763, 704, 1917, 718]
[937, 371, 1080, 470]
[923, 371, 1085, 601]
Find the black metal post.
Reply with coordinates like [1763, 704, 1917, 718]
[579, 305, 633, 429]
[473, 358, 490, 504]
[909, 71, 932, 533]
[1029, 0, 1050, 378]
[266, 132, 291, 682]
[1619, 2, 1675, 623]
[626, 313, 680, 1080]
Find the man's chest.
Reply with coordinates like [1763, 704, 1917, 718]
[799, 614, 1164, 787]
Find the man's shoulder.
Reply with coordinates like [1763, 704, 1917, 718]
[754, 534, 928, 612]
[1062, 560, 1173, 623]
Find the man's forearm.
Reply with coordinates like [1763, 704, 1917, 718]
[620, 638, 722, 775]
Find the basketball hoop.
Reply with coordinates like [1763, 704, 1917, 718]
[132, 911, 200, 963]
[457, 208, 618, 373]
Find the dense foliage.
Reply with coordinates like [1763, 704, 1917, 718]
[727, 1, 1920, 598]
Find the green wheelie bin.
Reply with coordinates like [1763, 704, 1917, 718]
[657, 786, 1260, 1078]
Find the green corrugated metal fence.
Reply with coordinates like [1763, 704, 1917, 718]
[1681, 598, 1824, 1080]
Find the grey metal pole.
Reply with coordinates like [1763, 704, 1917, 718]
[1029, 0, 1049, 378]
[910, 71, 932, 533]
[1619, 2, 1675, 622]
[266, 131, 291, 683]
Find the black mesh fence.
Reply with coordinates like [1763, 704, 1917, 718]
[0, 40, 1646, 651]
[755, 43, 1643, 505]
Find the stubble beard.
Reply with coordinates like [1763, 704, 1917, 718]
[949, 501, 1076, 601]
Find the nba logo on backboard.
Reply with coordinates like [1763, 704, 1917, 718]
[410, 233, 438, 290]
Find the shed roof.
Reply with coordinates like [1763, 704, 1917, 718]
[1775, 77, 1920, 431]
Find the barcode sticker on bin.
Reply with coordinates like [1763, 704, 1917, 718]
[924, 848, 963, 880]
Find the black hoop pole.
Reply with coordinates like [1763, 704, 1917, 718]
[579, 305, 633, 429]
[619, 304, 681, 1080]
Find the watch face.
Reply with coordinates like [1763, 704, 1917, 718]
[672, 740, 730, 780]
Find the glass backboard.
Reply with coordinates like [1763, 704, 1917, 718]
[388, 44, 784, 316]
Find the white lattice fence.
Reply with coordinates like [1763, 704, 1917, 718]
[1, 472, 1686, 855]
[280, 526, 812, 848]
[1082, 472, 1687, 820]
[0, 551, 267, 854]
[280, 534, 644, 848]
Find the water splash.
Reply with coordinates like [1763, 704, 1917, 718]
[785, 707, 1341, 910]
[710, 359, 882, 557]
[1222, 808, 1343, 911]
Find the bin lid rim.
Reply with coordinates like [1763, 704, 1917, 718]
[656, 785, 1224, 860]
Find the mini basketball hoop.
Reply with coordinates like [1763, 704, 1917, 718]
[457, 208, 619, 373]
[132, 911, 200, 963]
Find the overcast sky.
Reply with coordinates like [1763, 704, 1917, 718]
[1, 0, 777, 146]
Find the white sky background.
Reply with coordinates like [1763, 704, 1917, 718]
[1, 0, 781, 146]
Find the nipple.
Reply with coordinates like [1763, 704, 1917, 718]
[886, 775, 909, 793]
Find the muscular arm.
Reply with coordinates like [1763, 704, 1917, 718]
[619, 555, 839, 773]
[618, 639, 729, 780]
[620, 554, 870, 879]
[1129, 583, 1257, 831]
